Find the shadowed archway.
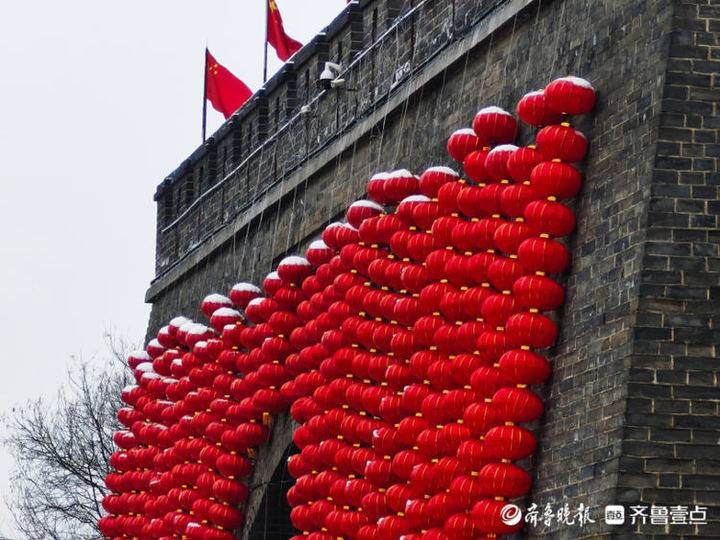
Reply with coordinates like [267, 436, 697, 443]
[247, 443, 297, 539]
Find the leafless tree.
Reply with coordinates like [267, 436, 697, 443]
[3, 336, 134, 540]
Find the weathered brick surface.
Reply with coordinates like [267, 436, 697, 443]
[616, 2, 720, 538]
[144, 0, 719, 538]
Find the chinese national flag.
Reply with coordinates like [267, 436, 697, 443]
[267, 0, 302, 61]
[205, 49, 253, 119]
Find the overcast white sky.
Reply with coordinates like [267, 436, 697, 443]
[0, 1, 343, 535]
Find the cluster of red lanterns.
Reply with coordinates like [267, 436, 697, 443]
[100, 75, 595, 539]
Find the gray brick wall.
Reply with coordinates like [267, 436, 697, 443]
[617, 1, 720, 538]
[144, 0, 719, 538]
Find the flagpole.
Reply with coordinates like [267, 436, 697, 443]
[263, 0, 269, 83]
[202, 48, 208, 143]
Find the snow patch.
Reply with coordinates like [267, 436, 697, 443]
[212, 307, 241, 318]
[388, 169, 417, 179]
[400, 195, 431, 203]
[231, 282, 261, 293]
[179, 321, 196, 333]
[477, 106, 512, 116]
[489, 144, 519, 153]
[169, 316, 190, 327]
[280, 256, 311, 266]
[451, 128, 476, 136]
[187, 324, 209, 335]
[203, 293, 231, 304]
[135, 362, 154, 372]
[309, 240, 329, 250]
[425, 166, 458, 176]
[350, 200, 384, 211]
[560, 76, 594, 89]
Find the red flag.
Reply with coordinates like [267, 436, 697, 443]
[205, 49, 252, 119]
[267, 0, 302, 61]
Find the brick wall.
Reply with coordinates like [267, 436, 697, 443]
[617, 1, 720, 538]
[144, 0, 719, 538]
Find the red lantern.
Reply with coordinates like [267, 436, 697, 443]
[444, 512, 482, 540]
[426, 492, 464, 527]
[377, 515, 412, 539]
[523, 199, 576, 237]
[397, 194, 431, 225]
[419, 166, 459, 197]
[448, 475, 485, 509]
[469, 366, 507, 398]
[484, 144, 518, 182]
[347, 200, 385, 228]
[481, 294, 521, 328]
[475, 330, 510, 363]
[487, 257, 526, 291]
[156, 325, 175, 348]
[544, 76, 596, 115]
[455, 439, 485, 471]
[471, 499, 523, 535]
[447, 128, 481, 163]
[529, 161, 582, 199]
[229, 283, 262, 309]
[209, 307, 242, 331]
[516, 89, 564, 127]
[201, 293, 233, 318]
[497, 348, 551, 385]
[472, 106, 518, 144]
[462, 402, 499, 436]
[437, 179, 466, 214]
[367, 172, 392, 204]
[458, 286, 493, 320]
[322, 222, 360, 250]
[493, 220, 537, 255]
[306, 239, 335, 267]
[512, 274, 564, 311]
[483, 425, 537, 461]
[491, 386, 544, 423]
[244, 297, 279, 323]
[517, 236, 570, 274]
[277, 256, 313, 284]
[212, 478, 249, 505]
[476, 183, 506, 216]
[505, 312, 558, 349]
[505, 146, 542, 184]
[145, 339, 166, 359]
[432, 215, 463, 248]
[499, 183, 540, 217]
[536, 123, 588, 162]
[127, 350, 151, 369]
[391, 450, 426, 481]
[462, 149, 491, 184]
[385, 169, 420, 202]
[451, 219, 500, 252]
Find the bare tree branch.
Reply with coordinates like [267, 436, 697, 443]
[2, 343, 132, 540]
